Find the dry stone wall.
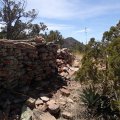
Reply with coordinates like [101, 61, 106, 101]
[0, 39, 57, 90]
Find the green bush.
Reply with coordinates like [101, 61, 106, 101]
[81, 86, 120, 119]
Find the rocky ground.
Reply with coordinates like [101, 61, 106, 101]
[0, 50, 87, 120]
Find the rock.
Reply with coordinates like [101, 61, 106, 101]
[48, 103, 60, 114]
[40, 96, 50, 102]
[33, 110, 56, 120]
[35, 98, 47, 111]
[62, 112, 73, 119]
[62, 67, 69, 72]
[59, 101, 66, 105]
[62, 86, 68, 89]
[47, 99, 56, 106]
[57, 118, 67, 120]
[60, 72, 69, 77]
[36, 103, 47, 112]
[20, 105, 33, 120]
[57, 48, 75, 66]
[35, 98, 43, 105]
[40, 112, 57, 120]
[0, 40, 57, 93]
[73, 60, 80, 68]
[34, 36, 45, 43]
[67, 98, 74, 103]
[26, 97, 36, 108]
[60, 88, 70, 97]
[69, 67, 79, 72]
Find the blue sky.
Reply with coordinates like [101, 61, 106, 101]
[27, 0, 120, 43]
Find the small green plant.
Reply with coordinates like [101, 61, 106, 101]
[81, 85, 100, 109]
[81, 86, 120, 119]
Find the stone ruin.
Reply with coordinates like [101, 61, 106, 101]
[0, 39, 58, 91]
[0, 39, 77, 120]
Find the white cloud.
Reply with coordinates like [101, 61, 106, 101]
[72, 28, 92, 35]
[27, 0, 77, 19]
[46, 23, 73, 30]
[27, 0, 120, 20]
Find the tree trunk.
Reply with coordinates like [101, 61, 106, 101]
[7, 23, 12, 39]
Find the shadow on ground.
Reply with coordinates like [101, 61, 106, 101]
[0, 75, 67, 120]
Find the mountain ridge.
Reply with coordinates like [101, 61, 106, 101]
[62, 37, 85, 52]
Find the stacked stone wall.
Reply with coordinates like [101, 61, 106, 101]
[0, 40, 57, 90]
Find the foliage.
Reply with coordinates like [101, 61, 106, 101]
[62, 37, 85, 53]
[81, 85, 120, 119]
[70, 43, 85, 53]
[0, 0, 47, 39]
[107, 38, 120, 78]
[81, 85, 100, 108]
[43, 30, 64, 47]
[102, 21, 120, 42]
[27, 22, 47, 38]
[77, 21, 120, 119]
[76, 39, 105, 83]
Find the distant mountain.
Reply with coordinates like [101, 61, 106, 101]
[62, 37, 85, 52]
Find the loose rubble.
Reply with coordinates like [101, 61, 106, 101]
[57, 48, 75, 76]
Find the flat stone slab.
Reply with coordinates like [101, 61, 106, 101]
[40, 96, 50, 102]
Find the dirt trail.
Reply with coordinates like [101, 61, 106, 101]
[56, 54, 87, 120]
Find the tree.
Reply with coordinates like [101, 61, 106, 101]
[102, 21, 120, 42]
[28, 22, 47, 38]
[76, 39, 105, 83]
[0, 0, 38, 39]
[76, 21, 120, 119]
[43, 30, 64, 47]
[107, 37, 120, 91]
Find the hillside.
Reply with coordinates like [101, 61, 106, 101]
[62, 37, 85, 52]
